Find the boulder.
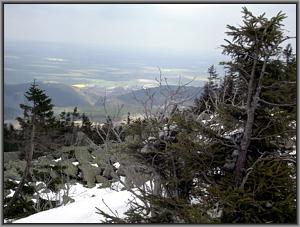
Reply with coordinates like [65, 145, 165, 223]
[4, 151, 21, 163]
[74, 146, 93, 164]
[140, 144, 156, 154]
[78, 163, 102, 188]
[36, 156, 55, 167]
[4, 160, 26, 171]
[95, 175, 109, 185]
[93, 153, 110, 168]
[102, 165, 116, 180]
[4, 160, 26, 181]
[4, 168, 22, 181]
[61, 160, 78, 178]
[62, 195, 75, 205]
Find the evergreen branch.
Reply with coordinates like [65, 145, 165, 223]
[258, 98, 296, 107]
[262, 81, 296, 89]
[250, 129, 295, 140]
[101, 198, 120, 218]
[239, 152, 266, 190]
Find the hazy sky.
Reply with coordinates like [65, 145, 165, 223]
[4, 4, 297, 55]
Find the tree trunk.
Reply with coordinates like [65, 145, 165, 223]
[234, 106, 255, 184]
[234, 60, 266, 185]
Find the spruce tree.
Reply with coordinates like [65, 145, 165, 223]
[192, 65, 219, 114]
[221, 7, 290, 184]
[96, 8, 296, 224]
[17, 80, 55, 129]
[4, 80, 55, 216]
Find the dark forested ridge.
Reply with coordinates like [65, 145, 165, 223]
[4, 82, 92, 120]
[4, 83, 202, 121]
[3, 8, 296, 224]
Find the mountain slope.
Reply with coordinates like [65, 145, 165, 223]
[12, 182, 138, 223]
[4, 82, 92, 120]
[115, 85, 202, 106]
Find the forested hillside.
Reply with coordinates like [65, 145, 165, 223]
[3, 8, 296, 224]
[4, 82, 92, 120]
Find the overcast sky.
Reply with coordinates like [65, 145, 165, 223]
[4, 4, 297, 55]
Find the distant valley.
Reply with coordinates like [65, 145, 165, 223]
[4, 41, 210, 123]
[4, 82, 203, 122]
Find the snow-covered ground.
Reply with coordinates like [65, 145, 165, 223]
[12, 182, 137, 223]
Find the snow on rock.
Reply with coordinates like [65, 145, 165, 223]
[113, 162, 120, 169]
[223, 127, 243, 139]
[14, 182, 138, 223]
[6, 189, 15, 198]
[54, 157, 62, 162]
[72, 162, 79, 166]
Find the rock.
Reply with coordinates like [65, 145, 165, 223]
[50, 170, 59, 179]
[58, 146, 77, 159]
[102, 165, 114, 180]
[124, 177, 134, 189]
[4, 151, 21, 163]
[74, 146, 93, 164]
[62, 195, 75, 205]
[91, 147, 104, 157]
[197, 112, 210, 121]
[61, 160, 78, 178]
[4, 160, 26, 172]
[75, 131, 94, 147]
[78, 163, 102, 188]
[93, 153, 110, 168]
[4, 160, 26, 181]
[95, 175, 109, 184]
[98, 181, 111, 188]
[140, 144, 156, 154]
[4, 168, 22, 181]
[4, 189, 11, 198]
[116, 165, 126, 176]
[35, 182, 46, 191]
[37, 156, 55, 167]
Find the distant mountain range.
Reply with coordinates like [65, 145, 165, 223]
[113, 85, 202, 106]
[4, 82, 202, 121]
[4, 82, 92, 120]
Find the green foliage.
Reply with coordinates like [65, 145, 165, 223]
[3, 123, 22, 152]
[192, 65, 219, 114]
[96, 8, 296, 224]
[4, 198, 36, 220]
[214, 158, 296, 223]
[17, 80, 55, 129]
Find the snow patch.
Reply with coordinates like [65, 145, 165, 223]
[6, 189, 15, 198]
[113, 162, 120, 169]
[72, 162, 79, 166]
[54, 157, 62, 162]
[13, 182, 139, 223]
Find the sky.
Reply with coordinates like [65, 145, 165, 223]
[4, 4, 297, 56]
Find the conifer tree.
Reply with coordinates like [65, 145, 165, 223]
[207, 65, 219, 92]
[5, 80, 55, 215]
[221, 7, 291, 184]
[192, 65, 219, 114]
[96, 8, 296, 224]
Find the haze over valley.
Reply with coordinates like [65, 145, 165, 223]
[4, 41, 211, 121]
[3, 4, 297, 224]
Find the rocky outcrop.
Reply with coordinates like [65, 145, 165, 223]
[4, 160, 26, 181]
[78, 164, 102, 188]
